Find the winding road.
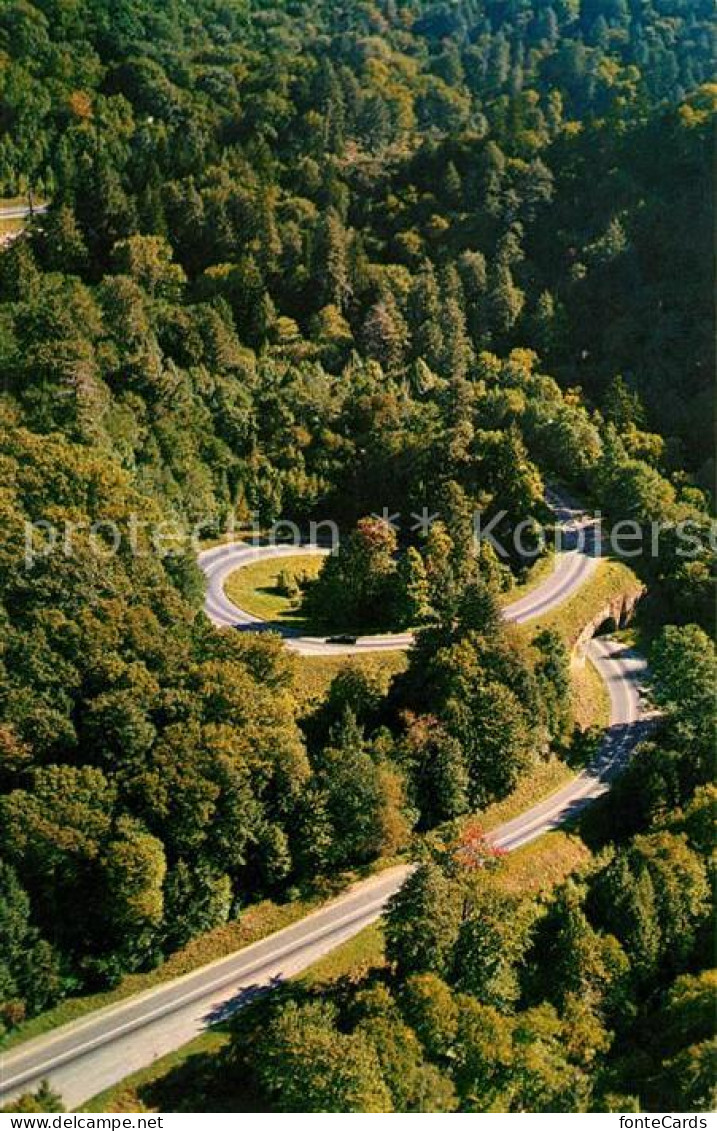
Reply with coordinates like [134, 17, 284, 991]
[0, 498, 651, 1112]
[199, 493, 601, 654]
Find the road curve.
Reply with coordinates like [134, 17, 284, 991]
[198, 496, 600, 655]
[0, 640, 650, 1111]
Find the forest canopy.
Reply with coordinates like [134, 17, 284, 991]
[0, 0, 714, 1112]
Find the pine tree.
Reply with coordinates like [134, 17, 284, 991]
[531, 881, 630, 1018]
[440, 267, 474, 380]
[530, 289, 558, 354]
[403, 715, 469, 827]
[441, 161, 463, 208]
[320, 62, 346, 155]
[478, 140, 506, 217]
[589, 854, 662, 982]
[488, 262, 525, 336]
[37, 205, 88, 274]
[603, 374, 645, 430]
[254, 186, 282, 277]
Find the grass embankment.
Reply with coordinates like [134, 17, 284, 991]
[0, 194, 34, 208]
[81, 1029, 232, 1113]
[0, 217, 24, 239]
[222, 551, 405, 642]
[487, 830, 592, 897]
[571, 654, 611, 732]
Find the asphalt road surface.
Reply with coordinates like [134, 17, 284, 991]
[0, 639, 650, 1111]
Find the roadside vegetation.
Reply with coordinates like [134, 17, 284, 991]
[78, 829, 589, 1114]
[0, 217, 24, 241]
[292, 651, 409, 712]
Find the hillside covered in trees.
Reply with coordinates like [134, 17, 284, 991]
[0, 0, 714, 1113]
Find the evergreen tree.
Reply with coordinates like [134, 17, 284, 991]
[317, 208, 352, 312]
[409, 261, 444, 371]
[361, 291, 409, 373]
[394, 546, 432, 628]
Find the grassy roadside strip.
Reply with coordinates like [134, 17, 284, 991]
[478, 760, 573, 832]
[80, 1028, 232, 1113]
[0, 217, 24, 239]
[0, 195, 42, 209]
[571, 652, 611, 733]
[485, 829, 592, 897]
[498, 549, 557, 608]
